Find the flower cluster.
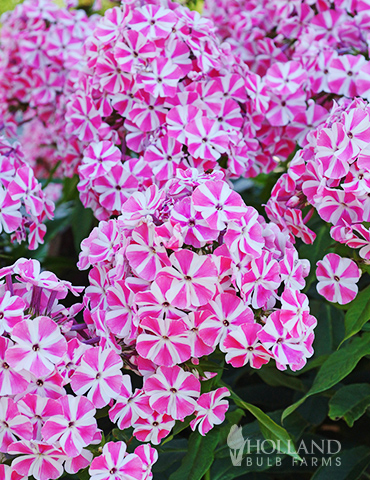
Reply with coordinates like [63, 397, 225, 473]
[0, 137, 54, 249]
[265, 97, 370, 303]
[0, 257, 158, 480]
[65, 0, 301, 220]
[0, 0, 96, 177]
[204, 0, 370, 156]
[79, 173, 316, 379]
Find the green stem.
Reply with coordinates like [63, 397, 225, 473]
[204, 469, 211, 480]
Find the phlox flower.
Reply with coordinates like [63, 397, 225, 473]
[316, 253, 361, 304]
[258, 311, 307, 371]
[241, 252, 281, 309]
[126, 221, 170, 281]
[170, 197, 219, 248]
[134, 444, 158, 480]
[106, 280, 135, 339]
[265, 61, 307, 95]
[144, 366, 200, 420]
[221, 323, 271, 369]
[140, 58, 183, 98]
[42, 395, 97, 457]
[0, 397, 32, 452]
[133, 411, 175, 445]
[224, 208, 264, 257]
[90, 441, 143, 480]
[192, 180, 245, 231]
[6, 316, 67, 378]
[136, 316, 191, 367]
[9, 441, 65, 480]
[0, 337, 29, 396]
[185, 117, 229, 161]
[71, 346, 123, 408]
[190, 387, 230, 436]
[198, 293, 254, 348]
[115, 30, 157, 73]
[109, 376, 152, 430]
[0, 291, 25, 334]
[155, 249, 218, 309]
[131, 5, 177, 40]
[17, 394, 62, 441]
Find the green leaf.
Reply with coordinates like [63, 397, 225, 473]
[300, 224, 333, 291]
[311, 446, 370, 480]
[169, 429, 220, 480]
[341, 284, 370, 345]
[282, 333, 370, 422]
[153, 438, 188, 479]
[71, 198, 95, 253]
[210, 452, 281, 480]
[328, 383, 370, 427]
[257, 366, 305, 391]
[229, 393, 301, 461]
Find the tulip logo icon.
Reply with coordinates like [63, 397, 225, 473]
[227, 425, 246, 466]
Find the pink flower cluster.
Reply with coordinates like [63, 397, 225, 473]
[204, 0, 370, 156]
[79, 173, 317, 377]
[0, 258, 159, 480]
[0, 0, 96, 177]
[0, 137, 54, 249]
[266, 98, 370, 303]
[65, 0, 304, 220]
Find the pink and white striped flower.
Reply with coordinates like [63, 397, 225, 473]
[257, 311, 307, 371]
[126, 221, 170, 281]
[42, 395, 97, 457]
[70, 346, 123, 408]
[192, 181, 245, 231]
[8, 165, 44, 216]
[190, 387, 230, 436]
[9, 441, 65, 480]
[170, 197, 219, 248]
[144, 366, 200, 420]
[133, 412, 175, 445]
[79, 141, 121, 179]
[327, 55, 365, 97]
[109, 376, 151, 430]
[182, 310, 215, 358]
[280, 248, 310, 291]
[315, 123, 349, 179]
[221, 323, 271, 369]
[316, 253, 361, 305]
[140, 58, 183, 98]
[280, 289, 310, 337]
[341, 108, 370, 159]
[0, 337, 29, 396]
[155, 249, 218, 309]
[241, 252, 281, 309]
[106, 280, 135, 340]
[115, 30, 157, 73]
[131, 5, 177, 40]
[6, 316, 67, 378]
[17, 394, 61, 441]
[136, 316, 191, 367]
[266, 61, 307, 95]
[89, 441, 143, 480]
[198, 293, 254, 348]
[224, 208, 264, 257]
[134, 444, 158, 480]
[0, 397, 32, 452]
[0, 187, 22, 234]
[120, 185, 165, 226]
[185, 118, 229, 161]
[0, 291, 25, 334]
